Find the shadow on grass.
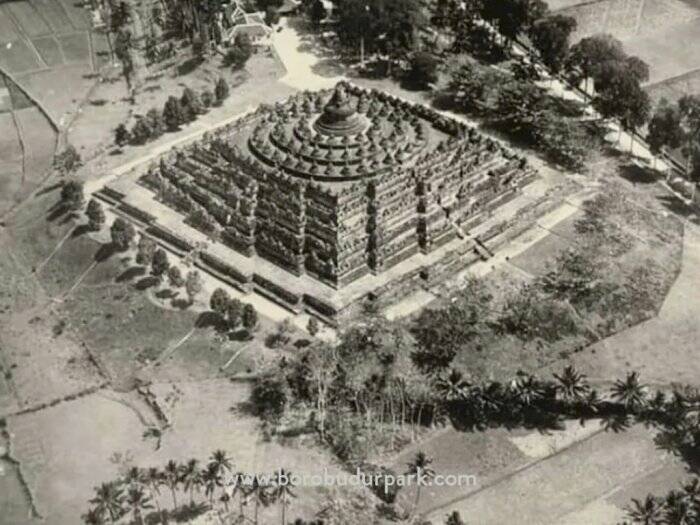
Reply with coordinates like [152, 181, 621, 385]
[657, 195, 699, 225]
[135, 276, 160, 290]
[177, 56, 205, 76]
[72, 224, 91, 238]
[95, 242, 119, 262]
[195, 311, 221, 329]
[618, 163, 658, 185]
[35, 182, 62, 197]
[116, 265, 146, 282]
[46, 203, 69, 222]
[171, 297, 192, 310]
[155, 288, 177, 300]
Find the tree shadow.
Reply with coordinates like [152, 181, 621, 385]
[155, 288, 177, 300]
[116, 266, 145, 282]
[95, 243, 119, 262]
[195, 311, 221, 329]
[35, 182, 62, 197]
[177, 55, 205, 76]
[72, 224, 91, 238]
[134, 275, 159, 290]
[656, 195, 699, 225]
[171, 298, 192, 310]
[618, 163, 658, 185]
[293, 338, 311, 349]
[46, 203, 69, 222]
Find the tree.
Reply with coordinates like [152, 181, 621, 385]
[54, 144, 82, 175]
[251, 374, 288, 422]
[482, 0, 548, 43]
[611, 372, 648, 413]
[151, 248, 170, 281]
[566, 34, 626, 93]
[270, 469, 297, 525]
[408, 51, 439, 87]
[201, 463, 222, 507]
[307, 317, 319, 337]
[181, 87, 203, 120]
[185, 271, 203, 304]
[225, 34, 253, 70]
[168, 265, 185, 288]
[163, 96, 186, 131]
[625, 494, 664, 525]
[201, 89, 214, 109]
[163, 460, 181, 510]
[143, 467, 165, 524]
[180, 459, 202, 505]
[210, 288, 231, 317]
[82, 507, 107, 525]
[209, 449, 233, 477]
[529, 14, 577, 74]
[145, 108, 165, 138]
[445, 511, 467, 525]
[243, 303, 259, 336]
[553, 366, 590, 405]
[265, 6, 280, 26]
[90, 482, 125, 523]
[130, 117, 153, 145]
[308, 0, 326, 29]
[136, 235, 157, 266]
[115, 29, 136, 98]
[110, 217, 136, 251]
[245, 476, 271, 525]
[678, 94, 700, 179]
[86, 199, 106, 231]
[115, 123, 131, 147]
[125, 486, 153, 525]
[226, 298, 244, 330]
[215, 77, 230, 105]
[648, 100, 683, 172]
[61, 180, 85, 211]
[404, 451, 435, 516]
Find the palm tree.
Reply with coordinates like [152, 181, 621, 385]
[435, 369, 470, 402]
[625, 494, 664, 524]
[90, 482, 125, 523]
[553, 366, 591, 404]
[405, 451, 435, 517]
[611, 372, 648, 413]
[512, 375, 545, 407]
[269, 469, 297, 525]
[664, 490, 696, 525]
[181, 459, 202, 505]
[125, 485, 154, 525]
[124, 466, 146, 487]
[82, 507, 107, 525]
[144, 467, 166, 524]
[230, 471, 249, 520]
[164, 460, 181, 510]
[209, 449, 233, 477]
[201, 463, 223, 507]
[245, 476, 270, 525]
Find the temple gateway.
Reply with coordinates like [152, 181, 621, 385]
[140, 82, 536, 319]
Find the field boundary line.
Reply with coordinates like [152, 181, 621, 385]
[423, 425, 607, 518]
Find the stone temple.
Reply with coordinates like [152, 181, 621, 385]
[137, 82, 536, 319]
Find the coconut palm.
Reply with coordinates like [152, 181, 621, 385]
[664, 490, 696, 525]
[90, 482, 125, 523]
[209, 449, 233, 477]
[144, 467, 165, 524]
[269, 469, 297, 525]
[405, 451, 435, 517]
[553, 366, 590, 404]
[512, 375, 546, 407]
[125, 485, 154, 525]
[230, 471, 249, 520]
[82, 507, 106, 525]
[181, 458, 203, 505]
[611, 372, 648, 413]
[164, 460, 181, 510]
[435, 369, 470, 402]
[124, 466, 146, 487]
[201, 463, 223, 507]
[625, 494, 664, 524]
[245, 476, 270, 525]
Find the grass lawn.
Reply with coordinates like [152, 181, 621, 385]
[31, 36, 64, 67]
[57, 32, 90, 64]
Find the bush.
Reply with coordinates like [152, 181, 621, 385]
[225, 34, 253, 70]
[251, 374, 288, 422]
[61, 180, 84, 210]
[408, 51, 439, 87]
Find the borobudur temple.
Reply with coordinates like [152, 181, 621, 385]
[139, 82, 536, 315]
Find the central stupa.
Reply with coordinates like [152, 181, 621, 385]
[313, 84, 366, 136]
